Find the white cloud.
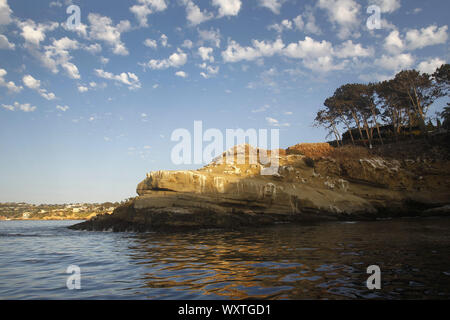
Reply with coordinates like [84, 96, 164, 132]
[100, 56, 109, 64]
[2, 101, 36, 112]
[222, 36, 369, 72]
[84, 43, 102, 54]
[369, 0, 401, 13]
[335, 40, 373, 58]
[383, 25, 448, 53]
[252, 104, 270, 113]
[95, 69, 142, 90]
[40, 37, 81, 79]
[88, 13, 131, 55]
[283, 37, 333, 60]
[0, 68, 23, 93]
[317, 0, 361, 39]
[198, 28, 221, 48]
[145, 48, 188, 69]
[49, 1, 62, 8]
[212, 0, 242, 17]
[56, 105, 69, 112]
[160, 34, 168, 47]
[22, 74, 56, 100]
[78, 85, 89, 92]
[294, 8, 322, 35]
[384, 30, 404, 54]
[258, 0, 283, 14]
[0, 0, 13, 25]
[0, 34, 14, 49]
[181, 39, 193, 49]
[1, 103, 14, 111]
[18, 19, 59, 47]
[198, 47, 214, 62]
[417, 58, 446, 74]
[22, 75, 41, 89]
[199, 63, 219, 78]
[268, 19, 293, 33]
[266, 116, 290, 127]
[405, 25, 448, 50]
[175, 71, 188, 78]
[182, 0, 214, 26]
[375, 53, 415, 72]
[130, 0, 168, 27]
[143, 38, 157, 48]
[222, 38, 284, 62]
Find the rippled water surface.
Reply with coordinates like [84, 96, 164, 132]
[1, 218, 450, 299]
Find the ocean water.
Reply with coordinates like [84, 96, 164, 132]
[0, 218, 449, 300]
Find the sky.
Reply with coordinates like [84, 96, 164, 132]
[0, 0, 448, 204]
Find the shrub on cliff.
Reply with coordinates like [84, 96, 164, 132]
[304, 157, 315, 168]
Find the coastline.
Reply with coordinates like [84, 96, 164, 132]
[69, 142, 450, 232]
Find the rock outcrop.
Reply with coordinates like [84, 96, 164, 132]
[70, 143, 450, 232]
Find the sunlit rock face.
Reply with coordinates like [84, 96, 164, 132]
[71, 143, 450, 232]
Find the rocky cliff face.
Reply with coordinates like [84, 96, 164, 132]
[70, 144, 450, 232]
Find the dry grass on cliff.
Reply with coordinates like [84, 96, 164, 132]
[328, 145, 371, 161]
[286, 143, 334, 159]
[286, 143, 372, 161]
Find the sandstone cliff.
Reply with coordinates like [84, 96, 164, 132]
[70, 143, 450, 232]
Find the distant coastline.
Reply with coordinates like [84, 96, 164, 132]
[0, 202, 119, 221]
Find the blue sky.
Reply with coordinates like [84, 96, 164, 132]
[0, 0, 448, 204]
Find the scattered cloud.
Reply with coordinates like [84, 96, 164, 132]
[144, 49, 188, 69]
[77, 85, 89, 92]
[2, 101, 36, 112]
[0, 34, 15, 49]
[258, 0, 283, 14]
[417, 57, 446, 74]
[0, 68, 23, 93]
[375, 53, 415, 72]
[198, 46, 214, 62]
[0, 0, 13, 25]
[175, 70, 188, 78]
[252, 104, 270, 113]
[23, 74, 56, 100]
[317, 0, 361, 39]
[87, 13, 131, 55]
[130, 0, 168, 27]
[198, 28, 221, 48]
[181, 39, 193, 49]
[56, 105, 69, 112]
[143, 38, 158, 48]
[266, 116, 290, 127]
[212, 0, 242, 17]
[405, 25, 448, 50]
[95, 69, 141, 90]
[182, 0, 214, 26]
[199, 63, 219, 78]
[369, 0, 401, 13]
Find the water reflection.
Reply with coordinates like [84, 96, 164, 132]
[125, 218, 450, 299]
[0, 219, 449, 299]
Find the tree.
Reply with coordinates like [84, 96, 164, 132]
[440, 106, 450, 129]
[314, 109, 342, 146]
[390, 70, 443, 134]
[433, 64, 450, 94]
